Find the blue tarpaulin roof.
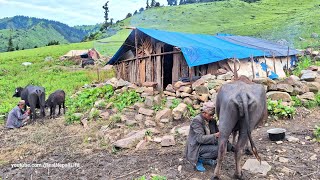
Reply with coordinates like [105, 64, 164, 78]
[108, 28, 300, 67]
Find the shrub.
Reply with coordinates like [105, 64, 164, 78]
[107, 90, 143, 112]
[267, 99, 296, 119]
[170, 99, 181, 109]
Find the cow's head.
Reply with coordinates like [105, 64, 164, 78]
[13, 87, 23, 97]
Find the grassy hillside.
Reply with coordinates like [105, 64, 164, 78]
[0, 16, 95, 52]
[104, 0, 320, 49]
[0, 41, 116, 123]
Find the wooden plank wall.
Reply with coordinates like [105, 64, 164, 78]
[172, 48, 181, 83]
[156, 43, 164, 90]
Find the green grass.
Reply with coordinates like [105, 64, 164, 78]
[101, 0, 320, 49]
[0, 41, 116, 122]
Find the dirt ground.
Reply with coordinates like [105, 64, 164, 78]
[0, 107, 319, 180]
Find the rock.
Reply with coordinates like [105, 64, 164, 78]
[242, 159, 271, 176]
[155, 108, 172, 121]
[166, 84, 175, 93]
[178, 165, 182, 173]
[297, 92, 315, 101]
[135, 114, 144, 121]
[138, 107, 154, 116]
[142, 82, 157, 88]
[286, 135, 299, 142]
[308, 65, 319, 71]
[161, 135, 176, 147]
[176, 126, 190, 136]
[311, 32, 319, 38]
[144, 96, 154, 107]
[145, 120, 156, 127]
[281, 167, 295, 176]
[100, 111, 110, 120]
[201, 74, 216, 81]
[114, 129, 148, 149]
[81, 118, 88, 129]
[22, 62, 32, 66]
[152, 137, 162, 143]
[305, 136, 311, 140]
[178, 86, 192, 93]
[192, 78, 206, 90]
[290, 75, 300, 81]
[133, 102, 144, 111]
[194, 86, 209, 95]
[180, 92, 191, 97]
[217, 71, 233, 80]
[197, 94, 209, 102]
[135, 87, 144, 93]
[160, 118, 170, 123]
[135, 140, 148, 150]
[183, 97, 193, 105]
[164, 91, 176, 96]
[310, 154, 317, 161]
[126, 120, 137, 126]
[276, 141, 283, 144]
[210, 93, 218, 103]
[116, 78, 130, 89]
[266, 91, 291, 102]
[172, 103, 188, 120]
[277, 84, 294, 93]
[300, 70, 317, 81]
[278, 157, 289, 163]
[305, 82, 320, 93]
[154, 94, 162, 105]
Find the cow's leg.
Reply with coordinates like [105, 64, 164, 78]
[234, 132, 248, 179]
[213, 137, 228, 179]
[40, 93, 46, 118]
[52, 105, 56, 118]
[30, 104, 36, 121]
[58, 104, 61, 115]
[63, 102, 65, 114]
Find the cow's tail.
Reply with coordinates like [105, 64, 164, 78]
[35, 89, 43, 105]
[241, 93, 261, 164]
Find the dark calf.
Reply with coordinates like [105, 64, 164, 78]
[13, 85, 46, 121]
[212, 76, 267, 179]
[45, 90, 66, 118]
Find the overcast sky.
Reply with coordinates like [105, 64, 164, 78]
[0, 0, 168, 26]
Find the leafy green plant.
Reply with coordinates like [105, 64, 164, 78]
[304, 100, 317, 109]
[152, 98, 167, 112]
[66, 85, 114, 123]
[291, 96, 302, 107]
[107, 90, 143, 112]
[170, 99, 180, 109]
[292, 56, 312, 76]
[314, 125, 320, 142]
[187, 104, 198, 118]
[135, 175, 167, 180]
[267, 99, 296, 119]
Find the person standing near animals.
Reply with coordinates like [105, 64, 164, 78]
[6, 100, 30, 129]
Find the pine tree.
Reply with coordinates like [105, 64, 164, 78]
[7, 36, 14, 52]
[102, 1, 110, 29]
[146, 0, 150, 9]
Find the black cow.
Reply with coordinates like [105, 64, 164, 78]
[213, 76, 267, 179]
[13, 85, 46, 120]
[81, 59, 94, 68]
[45, 90, 66, 118]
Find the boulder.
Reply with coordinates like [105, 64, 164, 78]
[180, 92, 191, 98]
[183, 97, 193, 105]
[300, 70, 317, 81]
[194, 85, 209, 95]
[192, 78, 206, 90]
[201, 74, 216, 81]
[145, 120, 156, 127]
[197, 94, 209, 102]
[216, 68, 227, 75]
[113, 129, 147, 149]
[126, 120, 138, 126]
[142, 82, 158, 88]
[135, 114, 144, 121]
[266, 91, 291, 102]
[161, 135, 176, 147]
[138, 107, 154, 116]
[133, 102, 144, 111]
[164, 91, 176, 96]
[242, 159, 271, 176]
[154, 94, 162, 105]
[155, 108, 172, 121]
[172, 103, 187, 120]
[304, 82, 320, 93]
[174, 81, 185, 89]
[144, 96, 154, 107]
[307, 65, 319, 71]
[165, 84, 175, 93]
[276, 83, 294, 93]
[178, 86, 192, 93]
[217, 71, 233, 80]
[297, 92, 315, 101]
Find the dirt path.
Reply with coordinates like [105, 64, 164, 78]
[0, 107, 319, 180]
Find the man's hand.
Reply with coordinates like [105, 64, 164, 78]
[214, 132, 220, 138]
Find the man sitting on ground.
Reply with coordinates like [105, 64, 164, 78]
[6, 100, 30, 129]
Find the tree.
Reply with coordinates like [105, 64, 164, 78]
[15, 45, 19, 50]
[110, 18, 114, 25]
[146, 0, 150, 9]
[7, 36, 14, 52]
[126, 13, 132, 18]
[151, 0, 156, 7]
[139, 7, 145, 13]
[102, 1, 110, 29]
[155, 2, 160, 7]
[133, 10, 138, 15]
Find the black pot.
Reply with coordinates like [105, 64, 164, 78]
[267, 128, 286, 141]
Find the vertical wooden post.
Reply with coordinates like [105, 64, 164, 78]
[156, 43, 163, 90]
[286, 46, 290, 71]
[272, 53, 276, 74]
[250, 55, 255, 79]
[135, 29, 139, 84]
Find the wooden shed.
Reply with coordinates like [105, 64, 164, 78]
[108, 28, 300, 90]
